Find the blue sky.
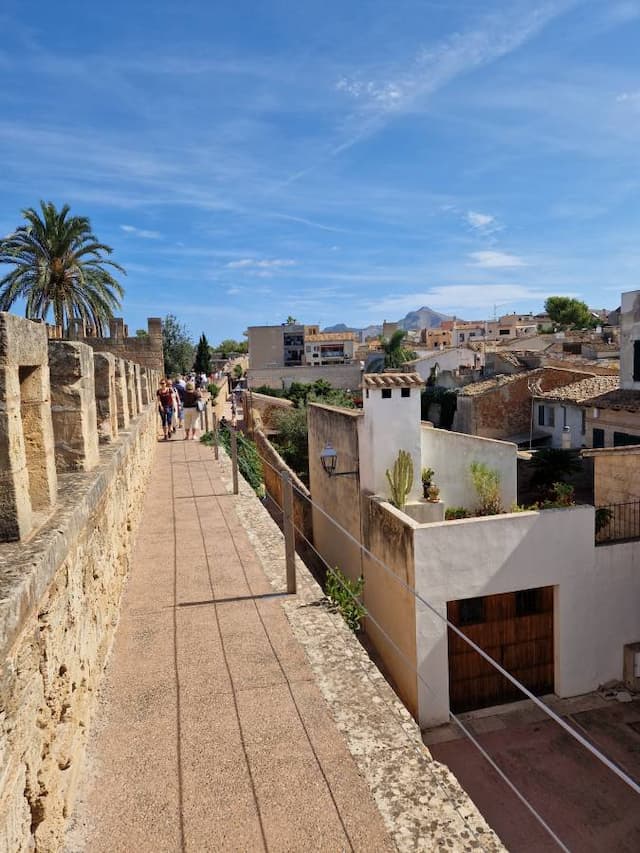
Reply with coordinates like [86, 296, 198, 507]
[1, 0, 640, 342]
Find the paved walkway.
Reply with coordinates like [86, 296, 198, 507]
[67, 437, 394, 852]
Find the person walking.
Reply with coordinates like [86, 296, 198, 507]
[156, 379, 175, 441]
[182, 380, 203, 440]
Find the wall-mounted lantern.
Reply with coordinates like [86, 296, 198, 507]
[320, 443, 359, 477]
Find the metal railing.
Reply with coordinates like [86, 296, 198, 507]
[596, 500, 640, 544]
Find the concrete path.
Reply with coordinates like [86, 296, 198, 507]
[67, 438, 394, 852]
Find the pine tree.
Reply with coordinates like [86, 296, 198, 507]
[193, 333, 211, 375]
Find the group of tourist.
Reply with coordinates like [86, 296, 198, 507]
[156, 374, 206, 441]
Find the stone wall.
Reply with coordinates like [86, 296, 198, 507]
[454, 367, 596, 440]
[0, 312, 160, 852]
[71, 317, 164, 373]
[248, 363, 362, 391]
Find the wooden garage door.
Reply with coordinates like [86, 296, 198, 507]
[447, 586, 554, 714]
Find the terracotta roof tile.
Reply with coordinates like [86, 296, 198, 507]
[362, 372, 425, 388]
[536, 375, 619, 403]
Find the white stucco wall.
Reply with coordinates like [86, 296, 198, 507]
[413, 505, 597, 727]
[421, 425, 517, 511]
[359, 385, 423, 503]
[411, 348, 481, 383]
[534, 401, 585, 448]
[620, 289, 640, 390]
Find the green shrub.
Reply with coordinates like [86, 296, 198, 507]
[469, 461, 503, 516]
[325, 568, 366, 632]
[201, 426, 264, 496]
[207, 383, 219, 400]
[595, 506, 613, 534]
[445, 506, 471, 520]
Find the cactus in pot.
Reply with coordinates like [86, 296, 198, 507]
[386, 449, 414, 510]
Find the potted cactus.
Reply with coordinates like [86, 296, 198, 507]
[386, 449, 414, 511]
[421, 467, 434, 499]
[427, 483, 440, 502]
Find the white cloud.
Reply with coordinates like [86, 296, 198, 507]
[616, 89, 640, 103]
[467, 210, 496, 230]
[120, 224, 161, 239]
[226, 258, 296, 269]
[469, 250, 525, 268]
[365, 284, 553, 318]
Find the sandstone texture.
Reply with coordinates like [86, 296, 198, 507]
[0, 405, 156, 852]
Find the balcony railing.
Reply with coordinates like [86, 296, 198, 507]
[595, 500, 640, 544]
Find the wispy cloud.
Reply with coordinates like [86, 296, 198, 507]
[466, 210, 495, 229]
[226, 258, 296, 269]
[616, 89, 640, 103]
[364, 284, 554, 318]
[120, 224, 162, 239]
[469, 250, 525, 268]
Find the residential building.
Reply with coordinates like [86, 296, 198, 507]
[453, 366, 599, 444]
[533, 375, 620, 448]
[485, 313, 538, 341]
[304, 331, 356, 365]
[307, 366, 640, 728]
[422, 327, 452, 348]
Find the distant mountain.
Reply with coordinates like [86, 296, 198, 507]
[324, 306, 453, 337]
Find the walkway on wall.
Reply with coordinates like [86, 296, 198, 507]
[66, 436, 393, 852]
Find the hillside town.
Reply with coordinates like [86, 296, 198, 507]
[3, 1, 640, 851]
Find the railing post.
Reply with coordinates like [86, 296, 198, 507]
[231, 428, 239, 494]
[212, 413, 219, 460]
[281, 471, 297, 594]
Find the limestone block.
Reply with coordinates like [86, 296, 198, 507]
[48, 341, 100, 472]
[93, 353, 118, 443]
[0, 338, 56, 541]
[114, 358, 130, 430]
[139, 367, 150, 406]
[125, 361, 137, 418]
[134, 363, 143, 413]
[0, 365, 32, 541]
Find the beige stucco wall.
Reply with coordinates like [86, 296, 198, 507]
[363, 499, 418, 717]
[248, 325, 284, 369]
[583, 445, 640, 505]
[307, 403, 363, 585]
[585, 406, 640, 449]
[0, 406, 156, 853]
[248, 363, 363, 391]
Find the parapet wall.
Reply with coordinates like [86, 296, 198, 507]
[0, 312, 160, 852]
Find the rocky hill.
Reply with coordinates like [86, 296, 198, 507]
[324, 306, 452, 337]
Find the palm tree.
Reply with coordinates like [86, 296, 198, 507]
[0, 201, 125, 334]
[382, 329, 416, 369]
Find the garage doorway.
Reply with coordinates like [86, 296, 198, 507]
[447, 586, 554, 713]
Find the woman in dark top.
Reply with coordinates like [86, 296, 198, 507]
[156, 379, 174, 440]
[182, 381, 203, 440]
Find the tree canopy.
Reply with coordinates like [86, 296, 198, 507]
[0, 201, 124, 333]
[544, 297, 594, 329]
[162, 314, 194, 376]
[193, 333, 212, 375]
[214, 338, 248, 357]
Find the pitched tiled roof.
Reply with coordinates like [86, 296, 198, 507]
[362, 372, 425, 388]
[536, 375, 619, 403]
[584, 388, 640, 412]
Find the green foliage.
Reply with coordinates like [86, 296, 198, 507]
[529, 448, 581, 496]
[325, 568, 366, 632]
[470, 461, 503, 516]
[285, 315, 298, 324]
[135, 329, 148, 338]
[596, 506, 613, 534]
[380, 329, 417, 369]
[207, 383, 219, 401]
[386, 449, 414, 510]
[544, 296, 595, 329]
[162, 314, 194, 376]
[253, 380, 355, 409]
[445, 506, 471, 520]
[421, 387, 458, 429]
[0, 201, 125, 333]
[215, 338, 248, 357]
[272, 407, 309, 478]
[194, 333, 212, 375]
[421, 467, 434, 486]
[232, 363, 244, 379]
[202, 426, 264, 496]
[539, 482, 575, 508]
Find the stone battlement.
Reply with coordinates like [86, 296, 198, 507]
[0, 312, 160, 851]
